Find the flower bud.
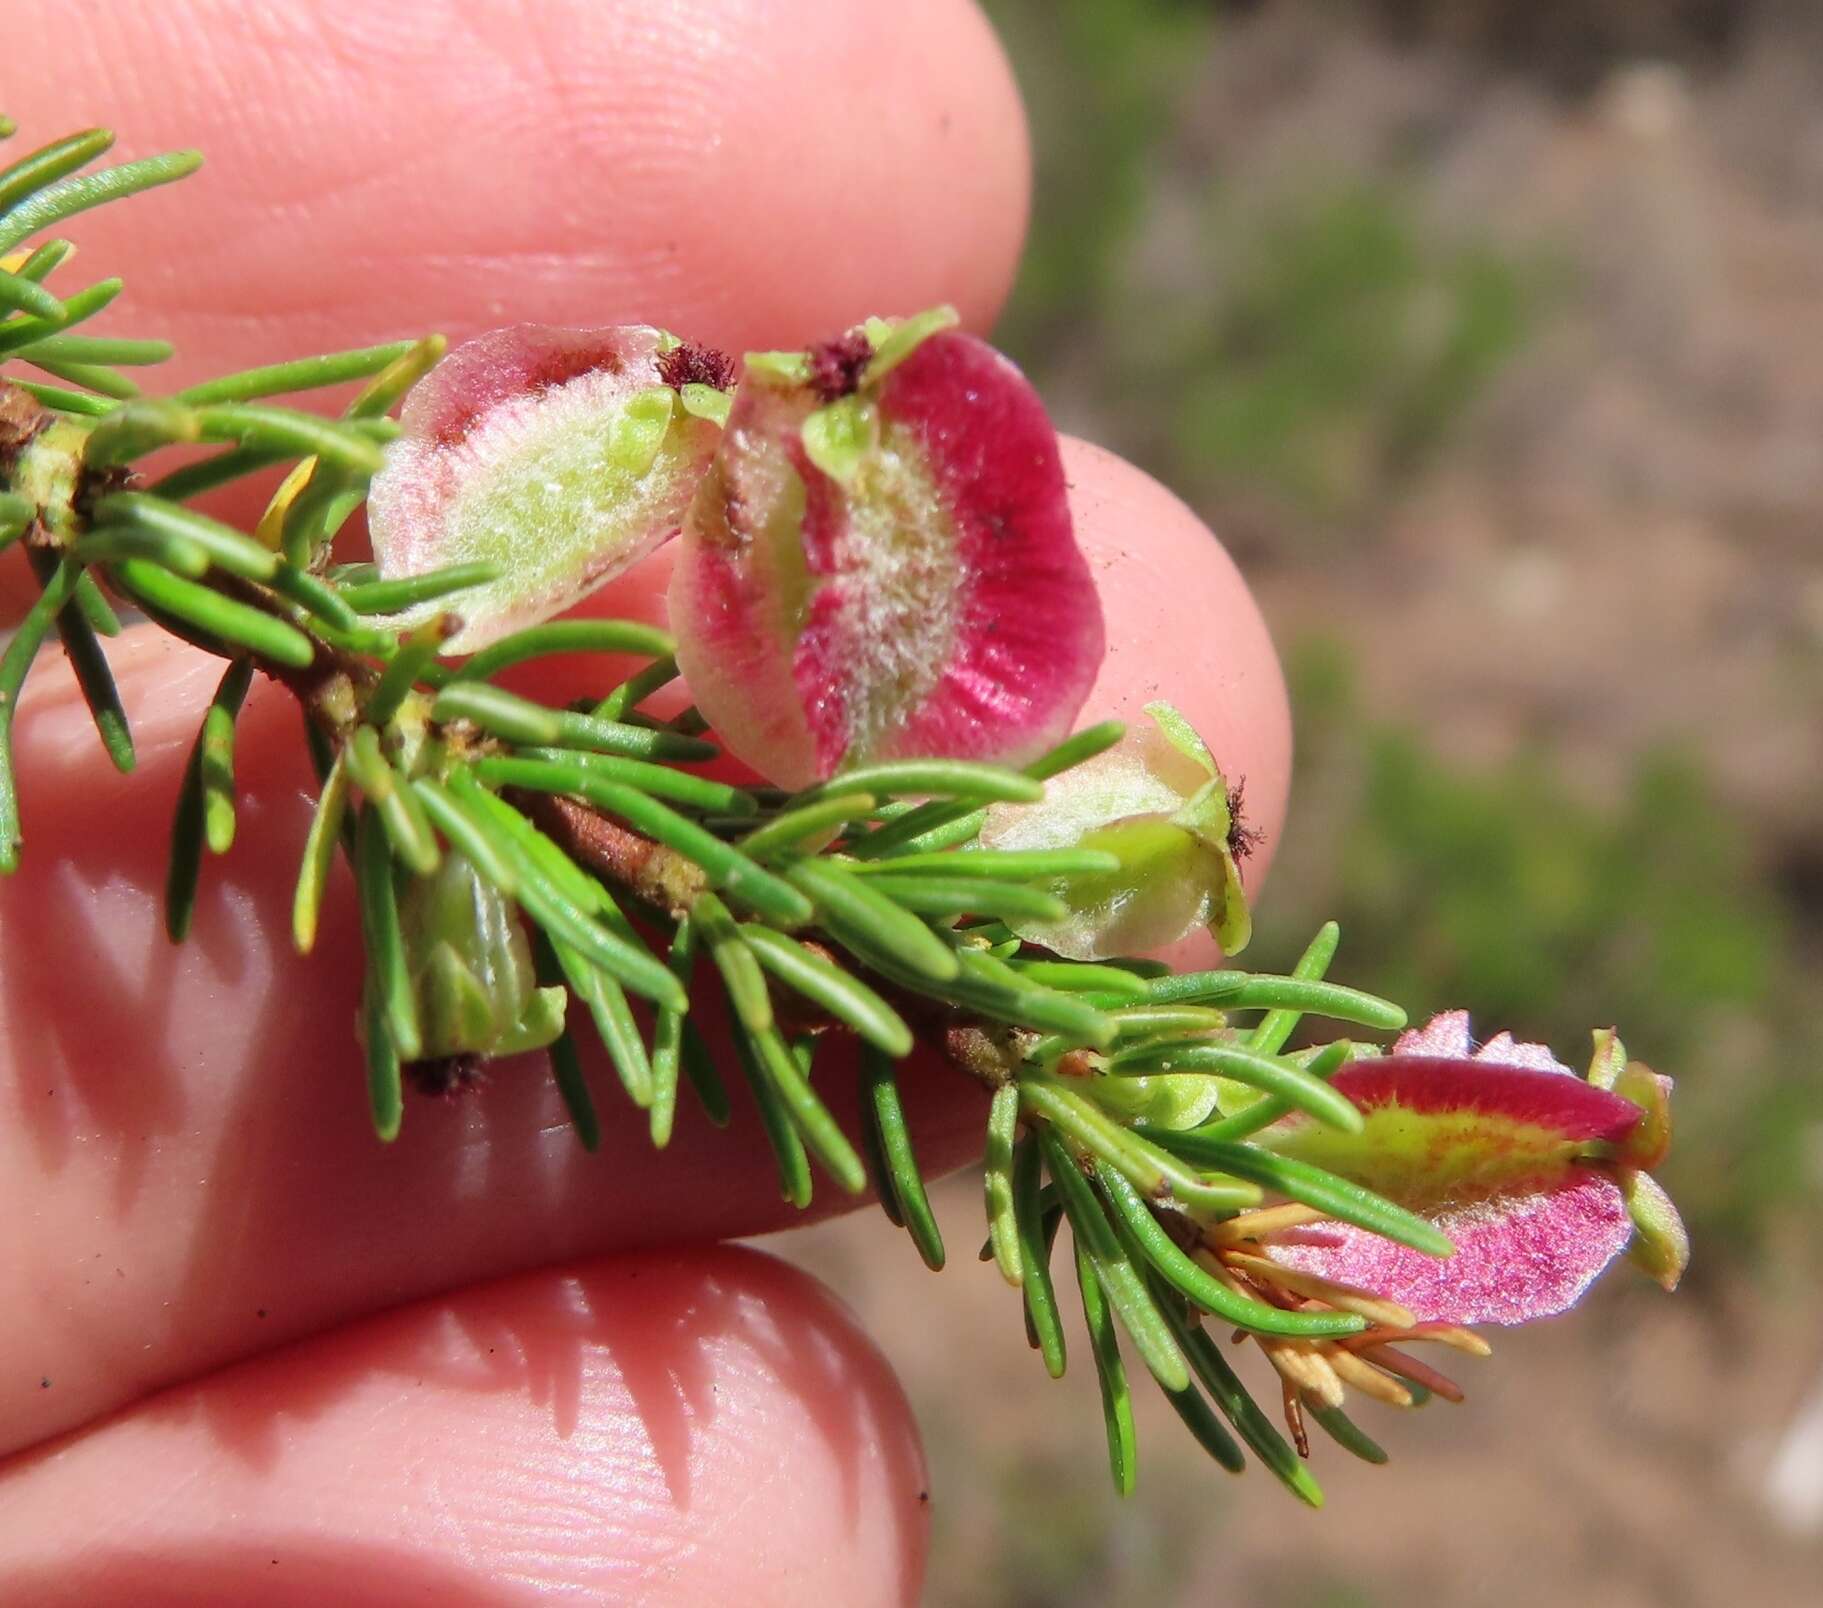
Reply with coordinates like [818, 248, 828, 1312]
[396, 850, 566, 1063]
[975, 701, 1253, 960]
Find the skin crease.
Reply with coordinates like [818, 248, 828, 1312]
[0, 2, 1290, 1600]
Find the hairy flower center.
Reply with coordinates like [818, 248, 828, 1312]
[822, 416, 960, 762]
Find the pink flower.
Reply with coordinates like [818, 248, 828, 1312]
[1258, 1012, 1687, 1326]
[667, 311, 1104, 788]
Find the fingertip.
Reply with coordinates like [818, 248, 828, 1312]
[1060, 434, 1293, 898]
[0, 1248, 930, 1606]
[0, 0, 1031, 383]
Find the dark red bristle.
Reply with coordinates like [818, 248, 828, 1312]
[806, 331, 873, 402]
[658, 341, 736, 393]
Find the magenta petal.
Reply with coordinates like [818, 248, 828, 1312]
[1269, 1168, 1633, 1325]
[852, 331, 1104, 770]
[1393, 1011, 1574, 1076]
[1391, 1010, 1474, 1060]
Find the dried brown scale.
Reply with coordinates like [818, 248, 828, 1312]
[0, 383, 50, 474]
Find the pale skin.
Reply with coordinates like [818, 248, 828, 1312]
[0, 3, 1292, 1601]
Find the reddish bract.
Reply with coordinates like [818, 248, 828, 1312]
[669, 326, 1104, 788]
[368, 323, 724, 653]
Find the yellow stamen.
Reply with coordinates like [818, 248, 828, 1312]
[1206, 1203, 1328, 1244]
[1339, 1323, 1491, 1358]
[1326, 1347, 1415, 1408]
[1259, 1336, 1346, 1408]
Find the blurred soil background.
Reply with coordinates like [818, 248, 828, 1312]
[765, 3, 1823, 1602]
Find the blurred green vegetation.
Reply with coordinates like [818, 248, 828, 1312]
[985, 0, 1819, 1255]
[987, 2, 1538, 535]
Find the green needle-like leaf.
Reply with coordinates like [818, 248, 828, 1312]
[516, 747, 753, 816]
[1074, 1237, 1138, 1497]
[198, 658, 254, 854]
[1008, 960, 1152, 1001]
[985, 1083, 1025, 1287]
[1041, 1127, 1190, 1394]
[68, 570, 122, 638]
[1154, 1287, 1324, 1507]
[1023, 1075, 1260, 1219]
[0, 127, 115, 217]
[1306, 1399, 1389, 1464]
[163, 740, 206, 943]
[190, 402, 384, 475]
[746, 1023, 867, 1195]
[361, 984, 404, 1144]
[23, 332, 171, 366]
[450, 619, 676, 682]
[345, 726, 440, 877]
[364, 615, 451, 728]
[111, 558, 315, 668]
[694, 891, 774, 1034]
[648, 918, 699, 1146]
[1133, 1128, 1456, 1258]
[807, 758, 1043, 805]
[784, 857, 960, 983]
[860, 1044, 945, 1269]
[433, 682, 716, 762]
[6, 379, 115, 418]
[0, 269, 63, 319]
[9, 238, 75, 282]
[1095, 1162, 1364, 1338]
[849, 848, 1120, 881]
[0, 147, 202, 256]
[529, 930, 602, 1151]
[174, 340, 416, 406]
[679, 1016, 731, 1129]
[1108, 1040, 1364, 1134]
[0, 277, 122, 357]
[1014, 1134, 1065, 1375]
[354, 803, 422, 1063]
[23, 549, 132, 773]
[340, 562, 501, 616]
[1158, 1377, 1247, 1474]
[1146, 969, 1406, 1032]
[1248, 921, 1340, 1057]
[1, 552, 84, 872]
[73, 525, 209, 578]
[857, 873, 1068, 925]
[22, 354, 140, 399]
[447, 774, 687, 1011]
[474, 756, 810, 926]
[1188, 1039, 1352, 1144]
[737, 792, 877, 860]
[592, 654, 680, 721]
[740, 924, 913, 1056]
[293, 748, 351, 954]
[91, 491, 280, 580]
[732, 1025, 812, 1208]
